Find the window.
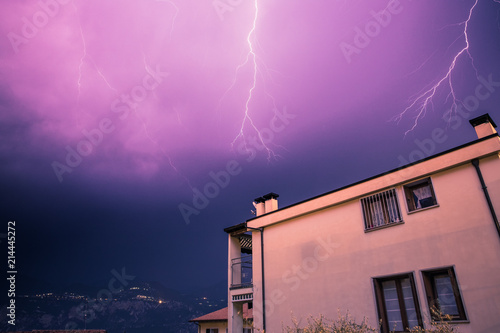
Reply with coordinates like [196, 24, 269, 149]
[422, 267, 467, 321]
[403, 178, 437, 212]
[243, 329, 253, 333]
[361, 189, 403, 230]
[374, 274, 423, 332]
[206, 329, 218, 333]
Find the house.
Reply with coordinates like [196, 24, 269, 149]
[224, 114, 500, 333]
[12, 331, 107, 333]
[190, 304, 253, 333]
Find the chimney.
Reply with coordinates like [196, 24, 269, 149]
[253, 196, 265, 216]
[469, 113, 498, 139]
[253, 192, 279, 217]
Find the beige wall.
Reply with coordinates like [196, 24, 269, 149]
[198, 320, 227, 333]
[198, 319, 253, 333]
[249, 153, 500, 333]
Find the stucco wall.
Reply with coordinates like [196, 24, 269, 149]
[251, 156, 500, 333]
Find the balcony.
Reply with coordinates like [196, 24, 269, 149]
[231, 255, 252, 289]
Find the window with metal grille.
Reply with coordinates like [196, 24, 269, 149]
[361, 188, 403, 230]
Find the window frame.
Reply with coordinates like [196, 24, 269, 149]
[373, 272, 423, 333]
[206, 329, 219, 333]
[421, 266, 468, 322]
[361, 188, 404, 232]
[403, 177, 438, 213]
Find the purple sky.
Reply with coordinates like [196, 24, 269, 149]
[2, 0, 500, 293]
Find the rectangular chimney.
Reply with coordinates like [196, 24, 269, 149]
[254, 197, 265, 216]
[469, 114, 498, 139]
[254, 192, 279, 216]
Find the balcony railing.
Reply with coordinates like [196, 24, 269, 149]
[231, 255, 252, 289]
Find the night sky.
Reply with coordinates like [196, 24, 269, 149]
[2, 0, 500, 294]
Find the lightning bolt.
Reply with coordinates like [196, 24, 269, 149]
[92, 62, 119, 94]
[133, 106, 192, 188]
[75, 5, 86, 107]
[230, 0, 259, 144]
[395, 0, 479, 136]
[73, 3, 119, 108]
[127, 0, 183, 171]
[217, 0, 281, 162]
[135, 51, 193, 188]
[156, 0, 179, 40]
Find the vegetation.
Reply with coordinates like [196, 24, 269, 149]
[407, 307, 460, 333]
[281, 308, 460, 333]
[282, 311, 378, 333]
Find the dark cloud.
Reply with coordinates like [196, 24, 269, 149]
[1, 0, 499, 293]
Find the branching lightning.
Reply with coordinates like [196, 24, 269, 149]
[155, 0, 179, 40]
[74, 5, 86, 107]
[73, 2, 120, 105]
[70, 0, 191, 184]
[73, 0, 179, 105]
[93, 62, 119, 94]
[230, 0, 259, 143]
[137, 50, 193, 188]
[218, 0, 281, 161]
[132, 104, 192, 187]
[395, 0, 479, 136]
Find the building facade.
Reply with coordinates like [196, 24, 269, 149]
[225, 114, 500, 333]
[190, 305, 253, 333]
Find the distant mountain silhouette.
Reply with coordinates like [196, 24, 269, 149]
[0, 277, 226, 333]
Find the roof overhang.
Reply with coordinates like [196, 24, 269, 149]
[246, 134, 500, 229]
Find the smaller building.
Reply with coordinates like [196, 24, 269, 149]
[190, 305, 253, 333]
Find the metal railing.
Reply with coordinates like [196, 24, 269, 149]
[361, 188, 403, 230]
[231, 255, 252, 288]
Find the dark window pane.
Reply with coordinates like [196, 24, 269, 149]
[435, 275, 459, 316]
[404, 178, 437, 211]
[382, 280, 403, 331]
[376, 274, 422, 333]
[422, 267, 467, 321]
[401, 278, 419, 329]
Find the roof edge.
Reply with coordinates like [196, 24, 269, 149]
[223, 222, 247, 234]
[245, 133, 500, 223]
[470, 113, 497, 128]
